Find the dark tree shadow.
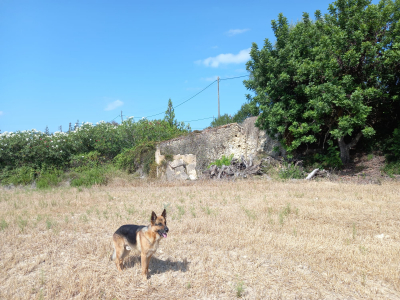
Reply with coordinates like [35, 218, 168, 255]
[124, 255, 190, 275]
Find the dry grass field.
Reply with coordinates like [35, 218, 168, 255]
[1, 179, 400, 299]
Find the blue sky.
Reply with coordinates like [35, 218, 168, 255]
[0, 0, 379, 133]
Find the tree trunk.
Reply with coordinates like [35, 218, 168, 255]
[338, 132, 363, 164]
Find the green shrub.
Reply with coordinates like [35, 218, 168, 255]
[279, 163, 304, 179]
[0, 164, 64, 188]
[0, 119, 189, 172]
[313, 141, 343, 169]
[387, 127, 400, 161]
[69, 151, 102, 169]
[0, 166, 12, 184]
[210, 114, 234, 128]
[3, 166, 35, 185]
[208, 154, 234, 168]
[36, 168, 63, 189]
[382, 161, 400, 177]
[114, 142, 156, 174]
[70, 167, 107, 187]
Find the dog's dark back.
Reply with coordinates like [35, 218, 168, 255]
[115, 225, 146, 245]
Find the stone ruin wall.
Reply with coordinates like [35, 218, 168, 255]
[156, 117, 284, 173]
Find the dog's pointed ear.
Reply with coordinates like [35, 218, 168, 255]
[161, 209, 167, 219]
[151, 211, 157, 224]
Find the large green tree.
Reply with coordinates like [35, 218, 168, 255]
[245, 0, 400, 163]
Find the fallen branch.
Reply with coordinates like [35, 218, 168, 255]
[306, 168, 319, 180]
[305, 168, 330, 180]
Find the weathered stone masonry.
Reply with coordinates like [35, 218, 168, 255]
[156, 117, 284, 173]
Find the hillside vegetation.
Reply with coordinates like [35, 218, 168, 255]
[0, 118, 190, 187]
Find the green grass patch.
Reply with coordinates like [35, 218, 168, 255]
[16, 216, 28, 232]
[235, 280, 245, 298]
[242, 207, 257, 220]
[0, 218, 8, 231]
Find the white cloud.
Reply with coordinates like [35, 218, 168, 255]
[197, 48, 251, 68]
[104, 100, 124, 111]
[0, 111, 3, 116]
[226, 28, 249, 36]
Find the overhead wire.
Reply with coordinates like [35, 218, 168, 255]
[219, 75, 248, 81]
[109, 74, 249, 122]
[143, 80, 218, 119]
[182, 116, 214, 123]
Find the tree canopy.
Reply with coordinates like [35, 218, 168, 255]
[209, 102, 259, 128]
[164, 98, 176, 127]
[244, 0, 400, 163]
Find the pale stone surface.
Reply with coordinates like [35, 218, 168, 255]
[165, 165, 175, 181]
[175, 166, 189, 180]
[155, 148, 165, 165]
[155, 117, 281, 180]
[169, 159, 185, 169]
[161, 155, 197, 181]
[182, 154, 196, 165]
[158, 117, 284, 172]
[186, 163, 197, 180]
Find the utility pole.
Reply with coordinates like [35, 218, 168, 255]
[217, 76, 220, 118]
[121, 110, 123, 124]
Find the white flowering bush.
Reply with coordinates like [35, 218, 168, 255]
[0, 119, 190, 185]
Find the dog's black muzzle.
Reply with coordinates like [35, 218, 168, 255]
[158, 226, 169, 238]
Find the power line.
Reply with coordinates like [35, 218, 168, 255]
[143, 80, 218, 119]
[173, 80, 217, 110]
[119, 115, 214, 123]
[219, 75, 248, 81]
[111, 115, 120, 121]
[112, 74, 248, 122]
[182, 116, 214, 123]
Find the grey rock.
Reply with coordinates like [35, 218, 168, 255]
[169, 159, 185, 169]
[175, 166, 189, 180]
[166, 165, 176, 181]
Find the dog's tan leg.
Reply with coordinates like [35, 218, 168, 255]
[146, 254, 152, 275]
[141, 253, 148, 280]
[121, 248, 130, 268]
[113, 234, 126, 271]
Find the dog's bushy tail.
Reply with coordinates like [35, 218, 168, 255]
[110, 248, 116, 261]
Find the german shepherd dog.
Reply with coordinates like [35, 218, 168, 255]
[110, 209, 168, 279]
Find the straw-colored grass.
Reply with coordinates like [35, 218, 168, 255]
[1, 179, 399, 299]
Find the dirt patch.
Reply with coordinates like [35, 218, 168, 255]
[332, 154, 398, 184]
